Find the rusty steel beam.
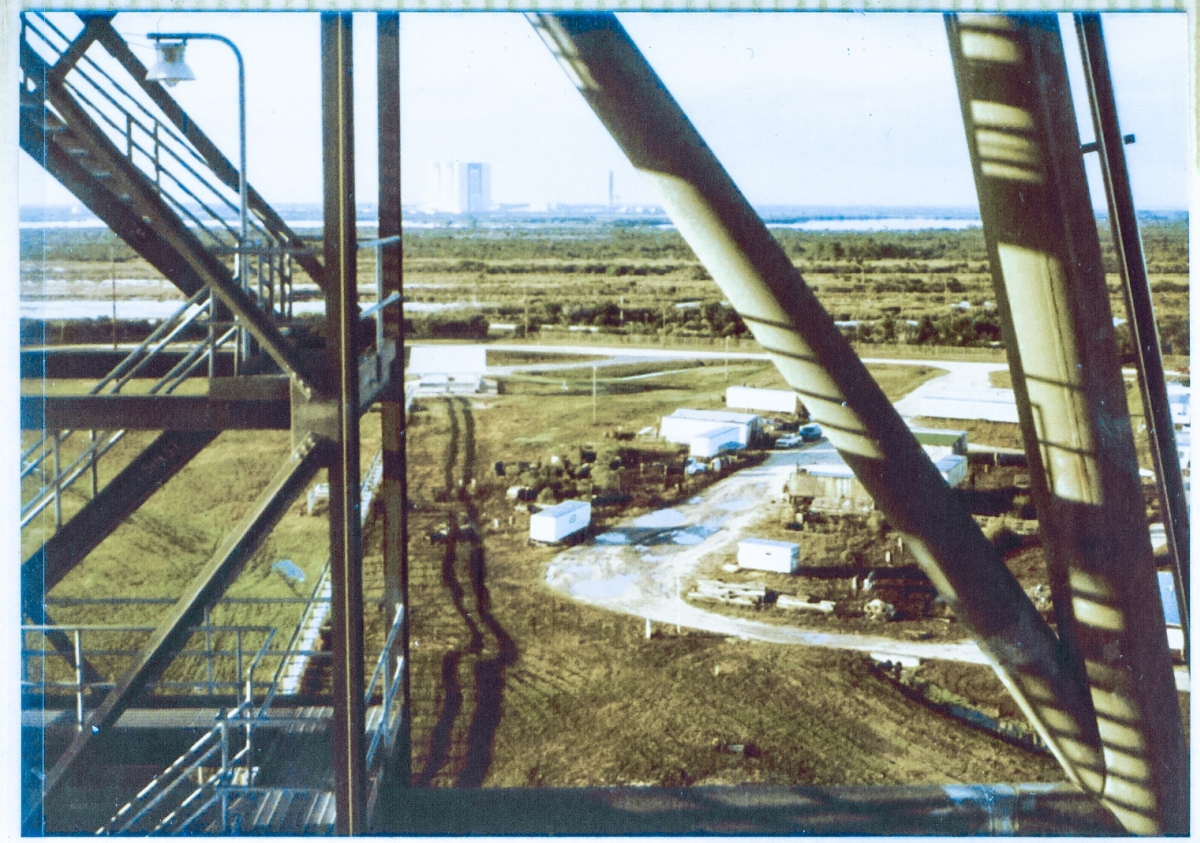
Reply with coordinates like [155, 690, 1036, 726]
[376, 10, 412, 795]
[46, 13, 112, 87]
[21, 430, 219, 625]
[40, 436, 321, 810]
[87, 15, 329, 296]
[946, 14, 1186, 834]
[1075, 13, 1190, 648]
[530, 11, 1107, 796]
[21, 394, 290, 431]
[322, 12, 366, 834]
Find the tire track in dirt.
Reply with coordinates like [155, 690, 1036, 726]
[410, 397, 517, 788]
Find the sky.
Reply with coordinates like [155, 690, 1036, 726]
[17, 11, 1191, 212]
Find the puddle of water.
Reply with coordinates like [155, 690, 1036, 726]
[717, 497, 757, 512]
[671, 524, 721, 545]
[687, 496, 703, 505]
[571, 574, 636, 599]
[633, 509, 687, 529]
[595, 532, 628, 545]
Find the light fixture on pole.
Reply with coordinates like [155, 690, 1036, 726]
[148, 32, 250, 359]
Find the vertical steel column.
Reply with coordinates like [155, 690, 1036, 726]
[377, 10, 412, 791]
[946, 14, 1186, 834]
[1076, 13, 1189, 646]
[322, 12, 366, 834]
[530, 11, 1104, 794]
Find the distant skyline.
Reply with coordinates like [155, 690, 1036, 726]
[18, 12, 1190, 212]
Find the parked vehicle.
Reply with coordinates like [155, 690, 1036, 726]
[798, 423, 823, 442]
[775, 434, 803, 449]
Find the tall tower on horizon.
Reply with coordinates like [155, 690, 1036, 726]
[428, 161, 492, 214]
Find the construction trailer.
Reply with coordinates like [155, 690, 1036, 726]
[529, 500, 592, 544]
[689, 425, 743, 460]
[725, 386, 801, 415]
[660, 409, 761, 447]
[737, 539, 800, 574]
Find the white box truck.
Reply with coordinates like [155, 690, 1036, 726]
[690, 425, 742, 460]
[737, 538, 800, 574]
[529, 500, 592, 544]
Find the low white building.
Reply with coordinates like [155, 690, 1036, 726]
[919, 387, 1019, 424]
[529, 500, 591, 544]
[690, 425, 743, 460]
[725, 386, 800, 415]
[1167, 384, 1190, 427]
[660, 409, 761, 447]
[737, 538, 800, 574]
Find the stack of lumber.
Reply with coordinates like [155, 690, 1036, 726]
[689, 579, 769, 607]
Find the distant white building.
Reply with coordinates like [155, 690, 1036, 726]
[408, 345, 493, 395]
[428, 162, 492, 214]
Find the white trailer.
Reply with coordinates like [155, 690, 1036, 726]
[690, 425, 742, 460]
[725, 386, 800, 415]
[737, 538, 800, 574]
[529, 500, 591, 543]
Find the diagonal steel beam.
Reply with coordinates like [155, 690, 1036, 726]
[40, 435, 322, 808]
[85, 15, 329, 296]
[530, 11, 1106, 795]
[21, 430, 219, 626]
[45, 13, 112, 87]
[18, 55, 207, 297]
[322, 12, 367, 834]
[946, 14, 1186, 834]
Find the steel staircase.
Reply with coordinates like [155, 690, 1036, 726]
[19, 10, 323, 568]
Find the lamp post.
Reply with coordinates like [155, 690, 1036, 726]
[148, 32, 249, 359]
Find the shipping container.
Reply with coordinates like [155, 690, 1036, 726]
[737, 538, 800, 574]
[529, 499, 592, 543]
[690, 425, 743, 459]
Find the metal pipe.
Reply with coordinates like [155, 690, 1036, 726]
[1075, 12, 1189, 653]
[322, 12, 366, 834]
[946, 14, 1186, 834]
[530, 11, 1104, 793]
